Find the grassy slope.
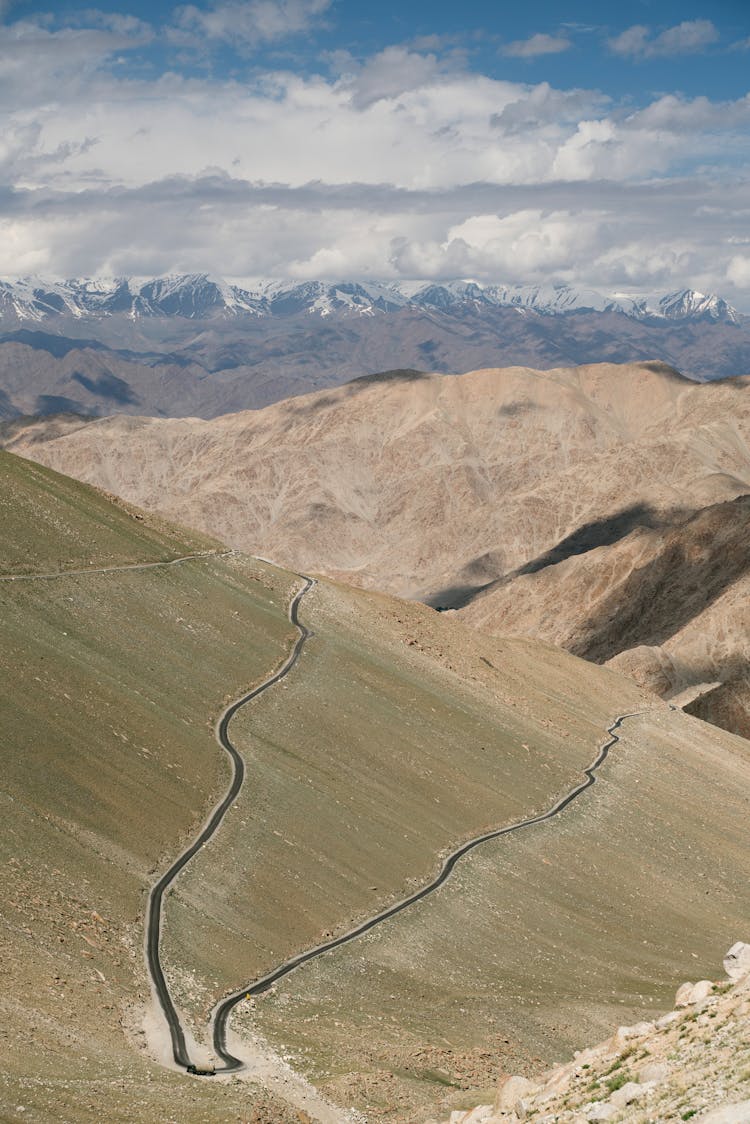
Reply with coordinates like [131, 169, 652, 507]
[0, 447, 219, 574]
[164, 579, 645, 996]
[242, 627, 750, 1122]
[0, 451, 302, 1121]
[3, 450, 750, 1124]
[161, 582, 750, 1124]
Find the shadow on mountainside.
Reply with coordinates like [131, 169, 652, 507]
[684, 671, 750, 740]
[571, 494, 750, 663]
[281, 368, 431, 417]
[515, 503, 672, 577]
[71, 371, 139, 404]
[425, 502, 686, 610]
[349, 368, 429, 386]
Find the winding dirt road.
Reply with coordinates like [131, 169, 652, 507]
[210, 709, 641, 1069]
[139, 563, 640, 1073]
[0, 550, 227, 583]
[4, 552, 642, 1089]
[145, 575, 314, 1071]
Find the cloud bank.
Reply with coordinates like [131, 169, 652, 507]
[0, 8, 748, 308]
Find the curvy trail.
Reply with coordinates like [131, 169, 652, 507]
[210, 708, 640, 1070]
[144, 576, 314, 1070]
[4, 554, 641, 1078]
[0, 551, 227, 583]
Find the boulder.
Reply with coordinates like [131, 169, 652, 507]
[495, 1075, 537, 1112]
[676, 981, 695, 1006]
[606, 1020, 654, 1051]
[697, 1102, 750, 1123]
[723, 942, 750, 983]
[639, 1061, 669, 1085]
[619, 1020, 655, 1040]
[584, 1103, 616, 1122]
[676, 980, 714, 1006]
[610, 1081, 646, 1109]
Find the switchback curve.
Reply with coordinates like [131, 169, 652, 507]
[210, 710, 641, 1071]
[2, 547, 645, 1078]
[144, 576, 315, 1071]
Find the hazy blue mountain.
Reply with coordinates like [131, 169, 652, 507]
[0, 275, 747, 419]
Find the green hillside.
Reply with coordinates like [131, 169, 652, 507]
[0, 450, 300, 1121]
[0, 447, 218, 574]
[2, 448, 749, 1124]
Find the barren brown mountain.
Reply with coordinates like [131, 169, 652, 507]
[461, 494, 750, 737]
[5, 360, 750, 733]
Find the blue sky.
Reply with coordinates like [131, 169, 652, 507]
[1, 0, 749, 305]
[28, 0, 750, 97]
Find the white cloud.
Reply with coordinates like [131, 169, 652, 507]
[330, 46, 454, 109]
[501, 33, 572, 59]
[390, 209, 602, 279]
[74, 10, 153, 36]
[727, 256, 750, 288]
[0, 13, 748, 308]
[0, 16, 151, 110]
[607, 25, 649, 58]
[624, 92, 750, 132]
[653, 19, 719, 54]
[592, 239, 695, 287]
[551, 119, 618, 180]
[172, 0, 331, 48]
[609, 19, 718, 58]
[492, 84, 609, 132]
[2, 173, 749, 309]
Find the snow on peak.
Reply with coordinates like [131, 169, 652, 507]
[0, 276, 741, 325]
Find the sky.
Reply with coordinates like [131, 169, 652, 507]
[2, 0, 750, 306]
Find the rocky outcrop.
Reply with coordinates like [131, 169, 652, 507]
[724, 942, 750, 983]
[439, 942, 750, 1124]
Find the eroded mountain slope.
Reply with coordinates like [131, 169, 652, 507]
[241, 621, 750, 1122]
[0, 450, 648, 1120]
[5, 362, 750, 604]
[459, 495, 750, 736]
[6, 361, 750, 736]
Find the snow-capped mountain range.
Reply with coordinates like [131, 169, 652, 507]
[0, 274, 747, 422]
[0, 275, 741, 325]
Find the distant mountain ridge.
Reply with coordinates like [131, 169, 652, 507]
[1, 275, 748, 420]
[0, 274, 742, 325]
